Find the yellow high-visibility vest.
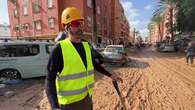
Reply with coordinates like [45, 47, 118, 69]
[56, 39, 94, 105]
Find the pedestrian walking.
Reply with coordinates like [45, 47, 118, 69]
[186, 41, 195, 66]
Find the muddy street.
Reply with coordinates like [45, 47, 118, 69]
[1, 49, 195, 110]
[94, 49, 195, 110]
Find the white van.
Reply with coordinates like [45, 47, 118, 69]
[0, 41, 54, 80]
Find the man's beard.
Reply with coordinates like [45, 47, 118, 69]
[70, 29, 83, 37]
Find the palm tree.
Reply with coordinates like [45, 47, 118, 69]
[154, 0, 177, 43]
[176, 0, 195, 35]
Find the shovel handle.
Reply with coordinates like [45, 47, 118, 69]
[112, 80, 127, 110]
[112, 80, 122, 97]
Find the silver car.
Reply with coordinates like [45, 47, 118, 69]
[101, 45, 127, 65]
[161, 44, 176, 52]
[0, 41, 54, 80]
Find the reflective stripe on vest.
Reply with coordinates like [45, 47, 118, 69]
[57, 70, 94, 81]
[58, 83, 94, 96]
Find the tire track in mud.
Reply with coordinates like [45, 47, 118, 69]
[151, 55, 195, 109]
[112, 53, 152, 110]
[138, 52, 181, 110]
[138, 52, 170, 109]
[151, 52, 195, 89]
[145, 51, 195, 89]
[114, 66, 142, 110]
[0, 83, 45, 110]
[103, 56, 149, 110]
[154, 52, 195, 76]
[142, 51, 195, 110]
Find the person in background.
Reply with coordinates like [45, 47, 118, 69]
[186, 41, 195, 66]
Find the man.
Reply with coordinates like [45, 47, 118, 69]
[46, 7, 123, 110]
[186, 41, 195, 66]
[54, 24, 104, 67]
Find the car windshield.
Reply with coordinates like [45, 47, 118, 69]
[105, 47, 123, 53]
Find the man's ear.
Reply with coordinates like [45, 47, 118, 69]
[65, 25, 70, 32]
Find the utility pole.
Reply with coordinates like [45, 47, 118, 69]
[133, 28, 136, 44]
[92, 0, 97, 44]
[111, 0, 115, 44]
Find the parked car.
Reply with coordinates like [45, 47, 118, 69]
[92, 44, 105, 52]
[0, 41, 54, 80]
[155, 42, 164, 52]
[161, 44, 176, 52]
[174, 38, 191, 52]
[101, 45, 127, 66]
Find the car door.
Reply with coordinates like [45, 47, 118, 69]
[14, 44, 44, 78]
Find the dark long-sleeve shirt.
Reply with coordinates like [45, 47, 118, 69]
[46, 40, 112, 109]
[187, 44, 195, 56]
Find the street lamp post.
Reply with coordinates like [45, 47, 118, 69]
[92, 0, 97, 45]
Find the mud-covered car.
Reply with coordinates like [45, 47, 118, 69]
[0, 41, 54, 80]
[101, 45, 127, 66]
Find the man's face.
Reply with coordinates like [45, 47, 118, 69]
[68, 20, 84, 37]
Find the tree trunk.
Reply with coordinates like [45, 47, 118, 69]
[158, 24, 161, 42]
[170, 7, 174, 43]
[161, 20, 164, 42]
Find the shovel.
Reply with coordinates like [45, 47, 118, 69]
[112, 80, 127, 110]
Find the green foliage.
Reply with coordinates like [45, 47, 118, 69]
[176, 0, 195, 33]
[153, 0, 195, 34]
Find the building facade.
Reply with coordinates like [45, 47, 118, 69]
[112, 0, 130, 45]
[8, 0, 130, 44]
[148, 8, 177, 44]
[8, 0, 60, 39]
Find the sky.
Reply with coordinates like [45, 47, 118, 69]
[0, 0, 9, 24]
[120, 0, 159, 38]
[0, 0, 159, 38]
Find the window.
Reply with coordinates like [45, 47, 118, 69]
[23, 0, 28, 15]
[87, 16, 92, 27]
[34, 20, 42, 30]
[14, 24, 20, 32]
[45, 44, 54, 54]
[14, 10, 18, 18]
[33, 1, 40, 13]
[22, 23, 30, 31]
[48, 18, 55, 29]
[23, 6, 28, 15]
[87, 0, 92, 8]
[97, 6, 101, 15]
[0, 45, 40, 57]
[47, 0, 53, 8]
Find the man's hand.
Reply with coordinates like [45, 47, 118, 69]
[111, 73, 123, 83]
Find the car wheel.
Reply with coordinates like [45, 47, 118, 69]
[121, 62, 125, 66]
[0, 69, 21, 80]
[121, 58, 127, 67]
